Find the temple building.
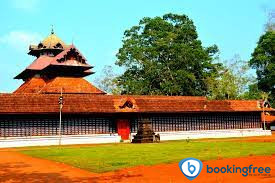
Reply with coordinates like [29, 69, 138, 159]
[0, 31, 274, 146]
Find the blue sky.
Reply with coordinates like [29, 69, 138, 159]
[0, 0, 274, 92]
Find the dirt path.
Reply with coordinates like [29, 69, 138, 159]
[0, 151, 274, 183]
[0, 151, 96, 183]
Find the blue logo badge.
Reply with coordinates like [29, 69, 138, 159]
[179, 158, 203, 181]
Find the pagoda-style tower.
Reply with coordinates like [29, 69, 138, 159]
[14, 30, 105, 95]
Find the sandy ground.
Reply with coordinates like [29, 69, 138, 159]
[0, 134, 274, 183]
[0, 151, 274, 183]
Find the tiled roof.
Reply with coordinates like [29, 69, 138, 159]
[25, 56, 53, 70]
[52, 45, 91, 68]
[14, 56, 53, 79]
[17, 45, 91, 72]
[55, 45, 87, 63]
[14, 77, 105, 94]
[263, 115, 275, 123]
[16, 45, 92, 79]
[133, 98, 268, 113]
[0, 94, 272, 114]
[40, 77, 105, 94]
[14, 77, 46, 94]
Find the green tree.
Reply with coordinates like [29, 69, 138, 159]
[116, 13, 220, 95]
[249, 30, 275, 106]
[93, 65, 122, 94]
[265, 9, 275, 31]
[242, 83, 262, 100]
[207, 57, 255, 100]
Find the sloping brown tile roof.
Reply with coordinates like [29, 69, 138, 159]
[14, 77, 105, 94]
[25, 56, 53, 70]
[0, 94, 272, 114]
[133, 98, 268, 113]
[264, 115, 275, 123]
[40, 77, 105, 94]
[14, 77, 46, 94]
[16, 45, 92, 79]
[14, 56, 53, 79]
[19, 45, 91, 71]
[55, 45, 87, 63]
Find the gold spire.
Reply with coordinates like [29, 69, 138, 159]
[41, 29, 66, 48]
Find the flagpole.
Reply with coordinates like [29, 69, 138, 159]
[263, 100, 266, 136]
[263, 103, 266, 135]
[59, 88, 63, 145]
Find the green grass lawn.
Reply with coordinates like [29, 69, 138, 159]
[21, 140, 275, 173]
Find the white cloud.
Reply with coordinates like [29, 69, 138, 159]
[11, 0, 40, 12]
[0, 31, 42, 52]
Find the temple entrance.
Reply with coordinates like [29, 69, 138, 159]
[117, 119, 130, 140]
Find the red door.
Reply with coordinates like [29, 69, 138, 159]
[117, 119, 130, 140]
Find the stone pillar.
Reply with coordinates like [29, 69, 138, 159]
[132, 118, 159, 143]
